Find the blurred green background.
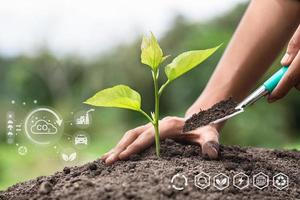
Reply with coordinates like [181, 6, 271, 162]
[1, 3, 300, 190]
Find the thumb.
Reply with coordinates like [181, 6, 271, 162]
[189, 126, 220, 160]
[281, 25, 300, 66]
[201, 140, 220, 160]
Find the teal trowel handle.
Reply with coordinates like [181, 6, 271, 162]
[263, 66, 288, 92]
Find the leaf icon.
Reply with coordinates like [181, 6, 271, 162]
[216, 179, 221, 185]
[62, 153, 69, 161]
[69, 153, 77, 161]
[221, 178, 227, 185]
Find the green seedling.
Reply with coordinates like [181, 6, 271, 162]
[84, 33, 220, 157]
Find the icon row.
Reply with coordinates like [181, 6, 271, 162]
[171, 172, 289, 191]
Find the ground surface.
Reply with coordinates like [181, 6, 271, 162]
[1, 139, 299, 200]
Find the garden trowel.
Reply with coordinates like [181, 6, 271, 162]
[211, 66, 288, 124]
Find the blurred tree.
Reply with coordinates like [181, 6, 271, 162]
[0, 2, 299, 151]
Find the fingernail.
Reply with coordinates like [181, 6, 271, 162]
[207, 141, 220, 153]
[281, 53, 290, 65]
[202, 141, 220, 160]
[119, 152, 127, 160]
[105, 155, 115, 165]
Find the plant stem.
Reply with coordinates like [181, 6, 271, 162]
[158, 80, 170, 97]
[139, 109, 154, 124]
[152, 70, 160, 157]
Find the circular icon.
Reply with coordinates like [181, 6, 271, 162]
[25, 107, 64, 145]
[73, 109, 95, 129]
[171, 174, 188, 191]
[73, 131, 90, 149]
[18, 146, 28, 156]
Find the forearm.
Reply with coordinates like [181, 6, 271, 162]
[186, 0, 300, 117]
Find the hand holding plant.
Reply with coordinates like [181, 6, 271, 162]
[85, 32, 220, 162]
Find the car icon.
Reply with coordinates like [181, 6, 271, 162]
[75, 134, 88, 145]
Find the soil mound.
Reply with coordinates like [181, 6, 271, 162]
[1, 139, 299, 200]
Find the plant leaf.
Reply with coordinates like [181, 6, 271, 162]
[141, 32, 165, 70]
[164, 45, 221, 82]
[84, 85, 142, 112]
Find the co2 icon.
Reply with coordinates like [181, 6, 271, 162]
[25, 107, 64, 145]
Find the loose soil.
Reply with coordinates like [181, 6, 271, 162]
[183, 97, 238, 132]
[1, 139, 299, 200]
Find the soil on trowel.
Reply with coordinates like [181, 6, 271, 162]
[183, 97, 238, 132]
[1, 139, 299, 200]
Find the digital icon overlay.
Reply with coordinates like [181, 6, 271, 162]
[61, 148, 77, 162]
[171, 174, 188, 191]
[253, 172, 269, 190]
[194, 172, 210, 189]
[24, 107, 64, 145]
[18, 146, 28, 156]
[213, 173, 229, 190]
[233, 172, 249, 190]
[273, 173, 288, 190]
[170, 172, 289, 191]
[6, 99, 95, 164]
[73, 131, 90, 149]
[7, 111, 15, 144]
[75, 134, 88, 145]
[74, 109, 95, 128]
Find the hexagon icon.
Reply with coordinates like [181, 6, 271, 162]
[253, 172, 269, 190]
[233, 172, 249, 190]
[273, 173, 289, 190]
[213, 173, 229, 190]
[194, 172, 210, 189]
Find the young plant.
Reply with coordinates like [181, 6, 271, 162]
[84, 33, 220, 157]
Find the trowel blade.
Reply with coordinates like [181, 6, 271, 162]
[211, 108, 244, 125]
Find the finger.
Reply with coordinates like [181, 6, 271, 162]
[119, 117, 185, 160]
[105, 124, 150, 164]
[119, 127, 155, 160]
[269, 52, 300, 102]
[201, 140, 220, 160]
[281, 25, 300, 66]
[190, 126, 219, 159]
[105, 124, 151, 165]
[101, 149, 114, 161]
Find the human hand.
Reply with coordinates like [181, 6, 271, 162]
[268, 25, 300, 102]
[101, 116, 220, 165]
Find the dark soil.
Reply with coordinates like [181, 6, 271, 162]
[183, 97, 238, 132]
[1, 139, 299, 200]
